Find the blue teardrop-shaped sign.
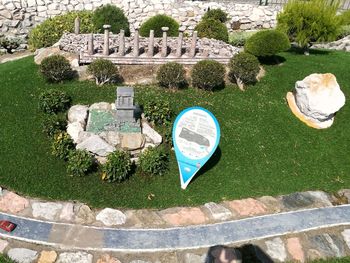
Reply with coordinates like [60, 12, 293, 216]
[172, 107, 220, 189]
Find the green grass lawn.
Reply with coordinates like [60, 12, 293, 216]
[0, 50, 349, 209]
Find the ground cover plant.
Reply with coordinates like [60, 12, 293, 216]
[0, 50, 349, 209]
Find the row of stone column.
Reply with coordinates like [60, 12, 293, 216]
[86, 24, 198, 58]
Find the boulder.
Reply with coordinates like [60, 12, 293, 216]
[67, 122, 84, 143]
[142, 122, 162, 145]
[8, 248, 38, 263]
[287, 73, 346, 129]
[76, 134, 115, 157]
[99, 131, 121, 146]
[0, 192, 29, 213]
[56, 252, 93, 263]
[32, 202, 63, 220]
[96, 208, 126, 226]
[120, 133, 145, 150]
[68, 105, 89, 125]
[34, 46, 79, 68]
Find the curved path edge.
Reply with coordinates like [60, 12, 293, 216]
[1, 205, 350, 252]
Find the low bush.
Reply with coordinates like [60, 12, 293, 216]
[38, 90, 71, 114]
[229, 31, 256, 47]
[92, 4, 130, 35]
[51, 132, 75, 160]
[139, 15, 179, 37]
[87, 59, 120, 86]
[67, 150, 94, 177]
[338, 25, 350, 38]
[39, 55, 73, 83]
[143, 99, 173, 126]
[0, 36, 22, 53]
[191, 60, 226, 91]
[156, 62, 187, 90]
[202, 9, 228, 23]
[101, 150, 132, 182]
[139, 147, 169, 176]
[28, 11, 94, 50]
[195, 18, 229, 43]
[244, 30, 291, 57]
[229, 52, 260, 89]
[338, 10, 350, 26]
[41, 114, 66, 138]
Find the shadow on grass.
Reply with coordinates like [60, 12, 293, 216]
[288, 46, 332, 56]
[258, 55, 286, 65]
[205, 244, 274, 263]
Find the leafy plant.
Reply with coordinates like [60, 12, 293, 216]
[92, 4, 130, 35]
[87, 59, 120, 86]
[229, 31, 256, 47]
[67, 150, 94, 177]
[41, 114, 66, 138]
[28, 11, 94, 50]
[229, 52, 260, 90]
[337, 9, 350, 26]
[156, 62, 187, 90]
[244, 30, 291, 57]
[202, 8, 228, 23]
[139, 146, 169, 176]
[39, 55, 73, 83]
[51, 132, 75, 160]
[277, 0, 341, 54]
[139, 14, 179, 37]
[191, 60, 226, 91]
[143, 99, 173, 126]
[38, 89, 71, 114]
[101, 150, 132, 182]
[0, 36, 22, 53]
[195, 18, 229, 43]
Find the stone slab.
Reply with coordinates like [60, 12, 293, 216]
[96, 208, 126, 226]
[287, 237, 305, 263]
[0, 192, 29, 213]
[56, 252, 93, 263]
[224, 198, 267, 216]
[8, 248, 38, 263]
[38, 250, 57, 263]
[265, 237, 287, 262]
[159, 207, 208, 226]
[308, 233, 345, 258]
[203, 202, 233, 221]
[31, 202, 63, 220]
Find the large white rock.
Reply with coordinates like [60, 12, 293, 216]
[96, 208, 126, 226]
[68, 105, 89, 125]
[76, 134, 115, 157]
[142, 122, 162, 145]
[56, 252, 93, 263]
[32, 202, 63, 220]
[8, 248, 38, 263]
[99, 131, 121, 146]
[67, 122, 84, 143]
[287, 73, 346, 129]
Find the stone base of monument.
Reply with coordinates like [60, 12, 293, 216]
[67, 102, 162, 164]
[286, 92, 334, 129]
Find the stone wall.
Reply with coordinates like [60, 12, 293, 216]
[0, 0, 281, 42]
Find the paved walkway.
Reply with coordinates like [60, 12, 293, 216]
[1, 205, 350, 252]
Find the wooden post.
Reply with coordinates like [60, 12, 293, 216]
[103, 24, 111, 56]
[147, 30, 154, 57]
[118, 29, 125, 56]
[161, 27, 169, 57]
[74, 17, 80, 34]
[176, 27, 185, 58]
[190, 31, 197, 58]
[88, 33, 94, 55]
[133, 28, 139, 57]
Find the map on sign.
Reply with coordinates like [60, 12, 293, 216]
[173, 107, 220, 189]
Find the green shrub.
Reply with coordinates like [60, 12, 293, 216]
[143, 99, 173, 126]
[139, 15, 179, 37]
[338, 25, 350, 38]
[38, 89, 71, 114]
[0, 36, 23, 53]
[92, 4, 130, 35]
[102, 150, 131, 182]
[28, 11, 94, 50]
[67, 150, 94, 177]
[277, 0, 341, 53]
[158, 124, 173, 146]
[41, 114, 66, 138]
[338, 10, 350, 26]
[195, 18, 229, 43]
[191, 60, 226, 91]
[202, 9, 228, 23]
[52, 132, 75, 160]
[39, 55, 73, 83]
[229, 52, 260, 87]
[156, 62, 187, 90]
[139, 147, 169, 176]
[229, 31, 256, 47]
[244, 30, 290, 57]
[87, 59, 120, 86]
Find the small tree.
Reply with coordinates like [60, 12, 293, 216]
[87, 59, 120, 86]
[277, 0, 341, 55]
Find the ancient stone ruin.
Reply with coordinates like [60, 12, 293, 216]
[59, 21, 239, 65]
[67, 86, 162, 163]
[286, 73, 346, 129]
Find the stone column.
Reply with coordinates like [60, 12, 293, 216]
[88, 33, 94, 55]
[118, 29, 125, 56]
[133, 28, 139, 57]
[176, 26, 185, 58]
[190, 31, 197, 58]
[147, 30, 154, 57]
[74, 17, 80, 34]
[103, 24, 111, 56]
[161, 27, 169, 57]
